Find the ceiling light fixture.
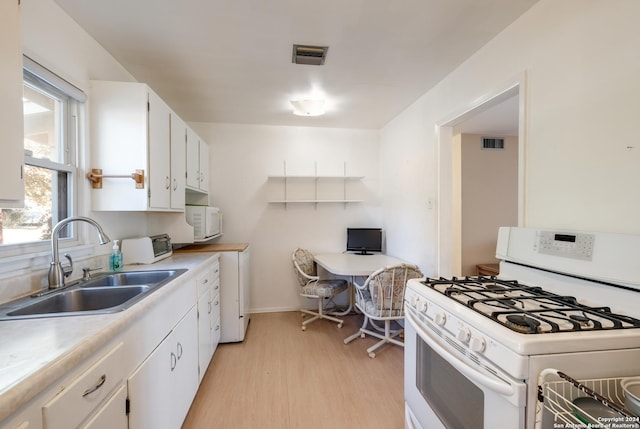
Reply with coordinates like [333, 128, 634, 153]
[290, 99, 326, 116]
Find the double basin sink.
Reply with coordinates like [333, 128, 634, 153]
[0, 269, 187, 320]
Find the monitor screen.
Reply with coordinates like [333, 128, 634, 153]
[346, 228, 382, 255]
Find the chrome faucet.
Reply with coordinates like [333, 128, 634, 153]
[48, 216, 111, 289]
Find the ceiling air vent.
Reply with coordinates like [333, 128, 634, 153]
[292, 44, 328, 66]
[481, 137, 505, 150]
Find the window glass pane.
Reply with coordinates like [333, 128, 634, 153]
[0, 167, 70, 245]
[23, 83, 63, 163]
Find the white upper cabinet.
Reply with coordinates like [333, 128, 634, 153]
[0, 0, 25, 207]
[169, 113, 187, 210]
[147, 90, 172, 209]
[90, 81, 184, 211]
[186, 127, 209, 193]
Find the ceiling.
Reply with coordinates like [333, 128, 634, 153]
[53, 0, 538, 130]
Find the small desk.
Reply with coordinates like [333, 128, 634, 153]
[314, 253, 408, 277]
[315, 253, 411, 347]
[313, 253, 409, 315]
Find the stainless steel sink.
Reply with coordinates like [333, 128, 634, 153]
[8, 286, 151, 316]
[0, 269, 187, 320]
[80, 270, 180, 287]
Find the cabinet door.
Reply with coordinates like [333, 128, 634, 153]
[198, 141, 209, 192]
[169, 113, 186, 210]
[0, 0, 25, 206]
[186, 127, 200, 189]
[147, 89, 172, 209]
[128, 306, 199, 429]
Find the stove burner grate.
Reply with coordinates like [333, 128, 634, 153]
[421, 276, 640, 334]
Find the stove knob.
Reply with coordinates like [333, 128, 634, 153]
[470, 336, 486, 353]
[435, 312, 447, 326]
[410, 296, 420, 307]
[419, 301, 429, 313]
[457, 328, 471, 343]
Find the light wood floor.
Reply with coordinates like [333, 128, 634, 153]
[182, 311, 405, 429]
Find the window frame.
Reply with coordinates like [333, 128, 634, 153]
[0, 57, 87, 271]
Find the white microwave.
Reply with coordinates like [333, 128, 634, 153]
[185, 206, 221, 240]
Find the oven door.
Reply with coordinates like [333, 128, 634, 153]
[405, 308, 526, 429]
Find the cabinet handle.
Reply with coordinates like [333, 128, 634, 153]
[215, 324, 220, 331]
[208, 301, 212, 314]
[176, 342, 183, 360]
[82, 374, 107, 397]
[173, 178, 177, 191]
[165, 176, 170, 190]
[214, 300, 219, 306]
[170, 352, 177, 371]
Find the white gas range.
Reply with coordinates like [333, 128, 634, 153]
[404, 227, 640, 429]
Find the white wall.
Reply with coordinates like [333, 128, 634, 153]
[460, 134, 518, 275]
[380, 0, 640, 276]
[190, 123, 381, 312]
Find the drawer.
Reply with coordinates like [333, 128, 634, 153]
[211, 258, 220, 280]
[81, 383, 127, 429]
[210, 292, 220, 331]
[196, 268, 211, 298]
[43, 342, 125, 429]
[211, 278, 220, 298]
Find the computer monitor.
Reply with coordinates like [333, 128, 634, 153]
[346, 228, 382, 255]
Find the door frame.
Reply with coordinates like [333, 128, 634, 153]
[435, 72, 528, 277]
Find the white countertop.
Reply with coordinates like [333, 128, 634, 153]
[0, 253, 215, 422]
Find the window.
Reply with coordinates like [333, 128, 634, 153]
[0, 59, 83, 246]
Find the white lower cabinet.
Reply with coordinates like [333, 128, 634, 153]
[127, 306, 199, 429]
[0, 256, 223, 429]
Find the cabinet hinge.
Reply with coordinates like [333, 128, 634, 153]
[148, 189, 151, 198]
[147, 101, 150, 112]
[126, 397, 131, 415]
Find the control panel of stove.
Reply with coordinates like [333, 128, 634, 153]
[535, 230, 595, 261]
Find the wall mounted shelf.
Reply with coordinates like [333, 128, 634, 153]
[267, 162, 364, 207]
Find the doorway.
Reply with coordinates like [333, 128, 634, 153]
[436, 77, 526, 277]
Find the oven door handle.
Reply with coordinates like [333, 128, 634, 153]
[406, 309, 516, 397]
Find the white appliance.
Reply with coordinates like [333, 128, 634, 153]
[404, 227, 640, 429]
[219, 245, 251, 343]
[185, 206, 221, 240]
[121, 234, 173, 264]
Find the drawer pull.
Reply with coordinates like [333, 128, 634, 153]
[171, 352, 177, 371]
[82, 374, 106, 397]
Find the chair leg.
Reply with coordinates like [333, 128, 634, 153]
[344, 314, 369, 344]
[300, 297, 344, 331]
[360, 320, 405, 358]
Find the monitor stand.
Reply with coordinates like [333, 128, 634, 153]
[357, 248, 372, 255]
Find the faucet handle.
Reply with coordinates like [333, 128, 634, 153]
[63, 253, 74, 278]
[82, 266, 102, 281]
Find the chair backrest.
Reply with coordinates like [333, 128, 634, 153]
[365, 263, 423, 316]
[292, 248, 318, 286]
